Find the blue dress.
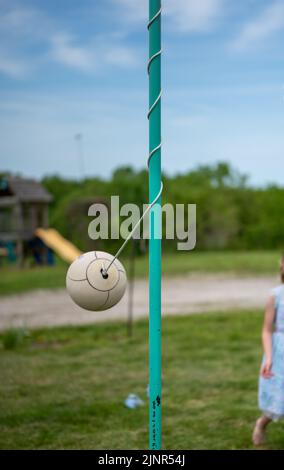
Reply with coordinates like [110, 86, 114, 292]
[258, 285, 284, 421]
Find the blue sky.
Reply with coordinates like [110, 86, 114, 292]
[0, 0, 284, 186]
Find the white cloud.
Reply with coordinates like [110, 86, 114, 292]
[0, 3, 51, 40]
[0, 5, 37, 31]
[113, 0, 147, 22]
[49, 33, 138, 72]
[231, 1, 284, 51]
[0, 54, 29, 79]
[114, 0, 225, 33]
[165, 0, 225, 33]
[0, 3, 51, 78]
[104, 44, 138, 67]
[0, 2, 138, 78]
[0, 7, 32, 30]
[50, 34, 95, 70]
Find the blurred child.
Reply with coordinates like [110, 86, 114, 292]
[252, 254, 284, 445]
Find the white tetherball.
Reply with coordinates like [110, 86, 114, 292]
[66, 251, 127, 311]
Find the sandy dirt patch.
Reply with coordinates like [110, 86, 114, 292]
[0, 274, 278, 330]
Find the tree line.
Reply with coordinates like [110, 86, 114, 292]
[42, 162, 284, 253]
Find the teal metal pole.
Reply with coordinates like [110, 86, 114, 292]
[148, 0, 162, 450]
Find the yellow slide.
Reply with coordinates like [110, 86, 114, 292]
[35, 228, 82, 264]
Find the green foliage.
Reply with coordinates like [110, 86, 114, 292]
[42, 162, 284, 252]
[1, 328, 29, 350]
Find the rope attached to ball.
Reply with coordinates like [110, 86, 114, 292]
[102, 7, 163, 277]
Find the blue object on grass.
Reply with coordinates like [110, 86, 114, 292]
[124, 394, 144, 409]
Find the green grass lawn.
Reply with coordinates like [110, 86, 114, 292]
[0, 250, 280, 296]
[0, 310, 283, 450]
